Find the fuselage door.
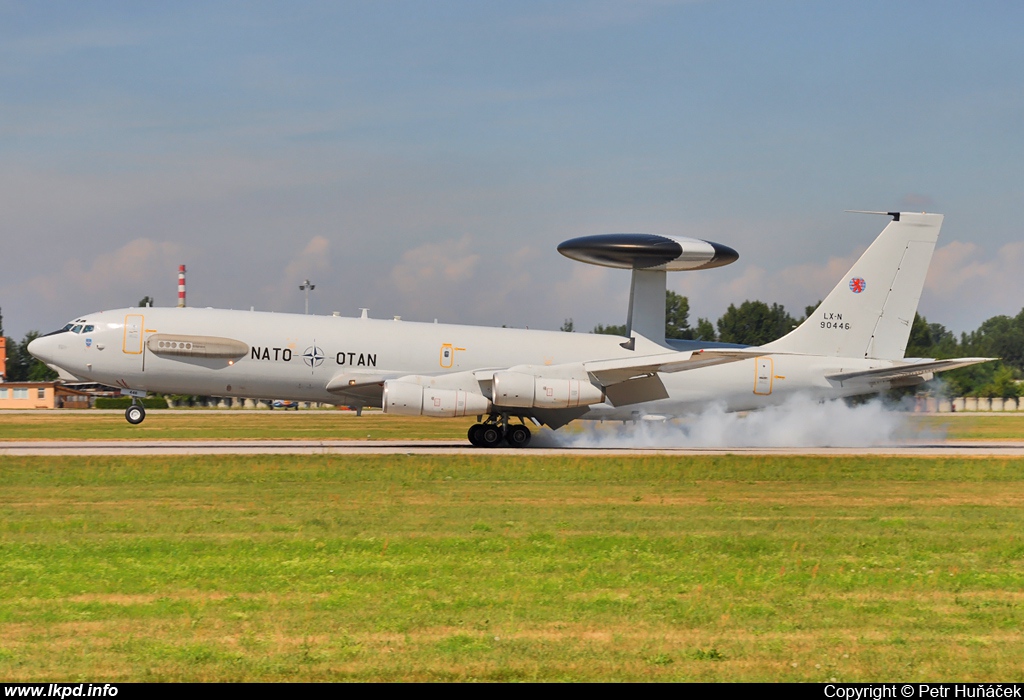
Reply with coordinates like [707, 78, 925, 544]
[754, 356, 773, 395]
[440, 343, 454, 368]
[123, 314, 144, 355]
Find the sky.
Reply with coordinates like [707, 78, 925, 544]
[2, 0, 1023, 340]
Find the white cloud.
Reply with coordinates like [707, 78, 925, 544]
[261, 236, 334, 313]
[391, 236, 480, 287]
[29, 238, 181, 302]
[384, 236, 482, 319]
[1, 238, 183, 334]
[919, 240, 1024, 328]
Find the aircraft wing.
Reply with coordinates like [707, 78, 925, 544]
[583, 348, 768, 386]
[324, 349, 770, 412]
[826, 357, 995, 386]
[580, 348, 771, 408]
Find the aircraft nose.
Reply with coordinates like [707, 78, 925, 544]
[27, 336, 52, 364]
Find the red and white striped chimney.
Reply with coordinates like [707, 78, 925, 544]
[177, 265, 186, 307]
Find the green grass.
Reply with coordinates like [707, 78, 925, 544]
[1, 454, 1023, 681]
[912, 413, 1024, 440]
[2, 410, 1024, 441]
[0, 411, 476, 441]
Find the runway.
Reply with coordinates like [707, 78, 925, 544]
[4, 439, 1024, 456]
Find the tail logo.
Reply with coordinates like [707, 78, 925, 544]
[849, 277, 866, 294]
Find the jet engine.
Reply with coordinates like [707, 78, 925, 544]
[383, 380, 492, 418]
[491, 371, 605, 409]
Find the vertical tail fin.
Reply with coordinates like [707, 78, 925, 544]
[762, 212, 942, 360]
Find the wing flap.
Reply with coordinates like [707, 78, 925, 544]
[604, 374, 670, 407]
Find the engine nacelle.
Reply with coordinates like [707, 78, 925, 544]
[492, 371, 605, 409]
[383, 380, 492, 418]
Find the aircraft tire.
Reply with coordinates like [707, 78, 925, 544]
[468, 424, 484, 446]
[125, 405, 146, 425]
[506, 424, 531, 448]
[478, 424, 504, 448]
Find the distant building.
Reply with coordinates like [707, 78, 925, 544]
[0, 334, 93, 409]
[0, 381, 91, 409]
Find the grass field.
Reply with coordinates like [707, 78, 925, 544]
[2, 410, 1024, 441]
[2, 454, 1023, 681]
[0, 411, 477, 441]
[912, 413, 1024, 441]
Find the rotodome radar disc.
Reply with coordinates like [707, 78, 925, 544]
[557, 233, 738, 271]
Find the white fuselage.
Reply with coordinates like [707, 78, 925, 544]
[31, 306, 891, 421]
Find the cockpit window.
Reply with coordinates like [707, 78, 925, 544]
[40, 322, 79, 338]
[71, 325, 84, 334]
[82, 325, 94, 333]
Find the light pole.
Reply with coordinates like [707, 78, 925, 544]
[299, 279, 316, 315]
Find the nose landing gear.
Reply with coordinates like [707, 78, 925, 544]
[125, 400, 146, 425]
[467, 415, 532, 448]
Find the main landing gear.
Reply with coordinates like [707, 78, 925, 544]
[467, 416, 531, 448]
[125, 400, 146, 425]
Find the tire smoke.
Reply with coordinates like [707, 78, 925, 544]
[538, 394, 940, 448]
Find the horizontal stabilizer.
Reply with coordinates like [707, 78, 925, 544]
[826, 357, 994, 385]
[584, 348, 768, 386]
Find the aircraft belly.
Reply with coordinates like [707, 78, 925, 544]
[139, 356, 333, 401]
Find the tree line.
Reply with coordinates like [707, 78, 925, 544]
[0, 307, 57, 382]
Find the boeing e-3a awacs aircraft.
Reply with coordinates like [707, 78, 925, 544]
[29, 211, 990, 447]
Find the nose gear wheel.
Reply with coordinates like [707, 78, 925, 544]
[125, 403, 146, 425]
